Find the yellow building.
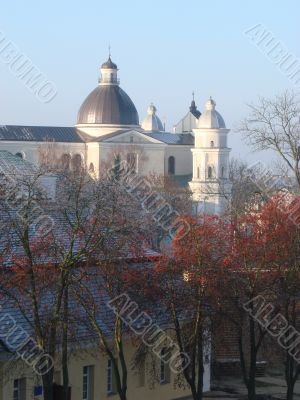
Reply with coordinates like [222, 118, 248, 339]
[0, 338, 210, 400]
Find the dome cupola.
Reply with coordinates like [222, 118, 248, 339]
[76, 57, 139, 132]
[141, 103, 164, 132]
[197, 97, 226, 129]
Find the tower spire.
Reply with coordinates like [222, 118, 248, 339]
[189, 98, 232, 215]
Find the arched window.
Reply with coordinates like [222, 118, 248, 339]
[61, 154, 71, 170]
[71, 154, 82, 171]
[89, 163, 95, 173]
[208, 166, 213, 179]
[221, 166, 225, 178]
[113, 154, 121, 178]
[127, 152, 137, 172]
[197, 167, 200, 179]
[15, 152, 23, 159]
[210, 141, 214, 148]
[168, 156, 175, 175]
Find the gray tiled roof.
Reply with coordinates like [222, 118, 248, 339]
[0, 125, 84, 143]
[0, 150, 36, 173]
[144, 132, 194, 145]
[173, 174, 193, 188]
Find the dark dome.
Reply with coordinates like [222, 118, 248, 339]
[77, 85, 139, 125]
[101, 57, 117, 69]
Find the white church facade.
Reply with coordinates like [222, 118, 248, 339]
[0, 56, 231, 214]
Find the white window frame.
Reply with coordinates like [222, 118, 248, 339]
[82, 366, 91, 400]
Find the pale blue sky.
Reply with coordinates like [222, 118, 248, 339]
[0, 0, 299, 162]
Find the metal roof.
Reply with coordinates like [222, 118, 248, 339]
[101, 56, 117, 70]
[77, 85, 139, 126]
[0, 125, 84, 142]
[189, 100, 201, 119]
[0, 150, 36, 173]
[144, 132, 194, 145]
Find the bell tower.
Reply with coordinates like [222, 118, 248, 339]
[189, 98, 232, 215]
[99, 56, 119, 86]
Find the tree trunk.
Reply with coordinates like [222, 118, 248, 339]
[287, 384, 295, 400]
[62, 287, 69, 400]
[247, 314, 257, 400]
[284, 353, 300, 400]
[42, 370, 54, 400]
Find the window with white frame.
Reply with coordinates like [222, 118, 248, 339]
[13, 379, 25, 400]
[82, 366, 94, 400]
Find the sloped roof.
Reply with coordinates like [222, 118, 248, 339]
[144, 132, 194, 145]
[0, 150, 36, 173]
[0, 126, 84, 143]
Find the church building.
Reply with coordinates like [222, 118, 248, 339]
[0, 56, 231, 214]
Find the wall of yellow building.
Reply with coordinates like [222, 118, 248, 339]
[0, 339, 210, 399]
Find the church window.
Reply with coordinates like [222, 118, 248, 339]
[127, 152, 137, 172]
[221, 166, 225, 178]
[130, 135, 134, 143]
[197, 167, 200, 179]
[208, 166, 213, 179]
[210, 141, 214, 148]
[61, 154, 71, 170]
[89, 163, 95, 173]
[72, 154, 82, 171]
[113, 154, 121, 178]
[15, 152, 23, 159]
[168, 156, 175, 175]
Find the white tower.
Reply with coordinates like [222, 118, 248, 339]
[189, 98, 232, 215]
[99, 56, 119, 85]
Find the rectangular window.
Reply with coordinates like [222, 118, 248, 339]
[160, 358, 166, 384]
[83, 366, 94, 400]
[107, 359, 113, 394]
[13, 380, 19, 400]
[13, 379, 26, 400]
[160, 349, 170, 384]
[107, 358, 117, 394]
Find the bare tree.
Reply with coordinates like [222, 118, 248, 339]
[239, 90, 300, 192]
